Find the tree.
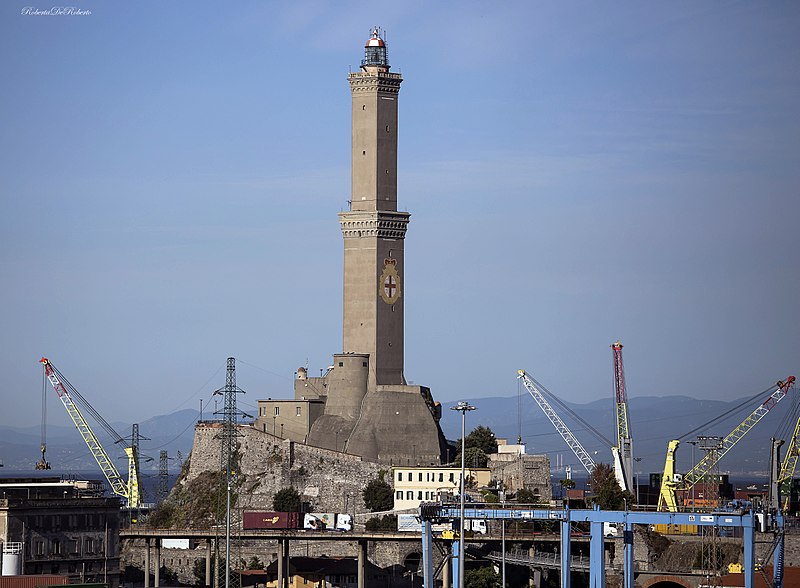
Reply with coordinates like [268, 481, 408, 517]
[362, 478, 393, 512]
[273, 487, 302, 512]
[560, 478, 576, 490]
[465, 566, 500, 588]
[588, 463, 633, 510]
[453, 446, 488, 468]
[515, 488, 539, 504]
[365, 514, 397, 531]
[464, 425, 498, 455]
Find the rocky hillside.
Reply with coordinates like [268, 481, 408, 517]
[151, 422, 384, 527]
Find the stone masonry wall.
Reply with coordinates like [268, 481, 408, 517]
[185, 423, 383, 514]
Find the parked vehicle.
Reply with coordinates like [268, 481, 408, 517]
[304, 513, 353, 531]
[243, 511, 302, 530]
[397, 513, 451, 533]
[243, 511, 353, 531]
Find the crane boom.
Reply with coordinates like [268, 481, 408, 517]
[39, 358, 142, 508]
[778, 415, 800, 486]
[658, 376, 796, 511]
[611, 341, 634, 494]
[518, 370, 596, 474]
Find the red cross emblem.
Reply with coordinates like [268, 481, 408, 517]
[384, 275, 397, 299]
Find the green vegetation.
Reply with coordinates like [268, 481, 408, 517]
[273, 487, 302, 512]
[147, 470, 229, 528]
[514, 487, 540, 504]
[365, 514, 397, 531]
[465, 566, 500, 588]
[362, 477, 393, 512]
[453, 425, 498, 467]
[588, 463, 634, 510]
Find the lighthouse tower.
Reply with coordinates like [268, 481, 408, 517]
[340, 28, 407, 389]
[303, 29, 446, 465]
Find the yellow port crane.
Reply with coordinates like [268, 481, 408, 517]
[39, 358, 142, 508]
[778, 413, 800, 513]
[658, 375, 796, 512]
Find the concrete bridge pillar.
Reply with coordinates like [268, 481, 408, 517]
[442, 547, 451, 588]
[277, 539, 288, 588]
[205, 539, 212, 587]
[144, 538, 150, 588]
[154, 538, 161, 587]
[357, 539, 367, 588]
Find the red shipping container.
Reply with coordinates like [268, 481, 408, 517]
[0, 576, 69, 588]
[242, 511, 300, 530]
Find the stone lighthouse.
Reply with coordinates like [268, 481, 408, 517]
[302, 29, 446, 465]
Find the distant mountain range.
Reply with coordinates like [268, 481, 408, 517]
[1, 393, 790, 482]
[438, 393, 793, 480]
[0, 409, 199, 474]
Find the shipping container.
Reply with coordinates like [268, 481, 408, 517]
[0, 576, 69, 588]
[242, 511, 301, 530]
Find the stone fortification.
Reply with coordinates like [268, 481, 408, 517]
[185, 422, 383, 514]
[488, 453, 552, 501]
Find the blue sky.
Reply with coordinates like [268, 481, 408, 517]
[1, 1, 798, 431]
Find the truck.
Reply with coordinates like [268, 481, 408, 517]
[439, 520, 487, 540]
[404, 515, 487, 538]
[243, 511, 302, 530]
[603, 523, 619, 537]
[397, 514, 453, 534]
[303, 513, 353, 531]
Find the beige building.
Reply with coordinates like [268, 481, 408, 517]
[392, 466, 491, 511]
[254, 395, 325, 443]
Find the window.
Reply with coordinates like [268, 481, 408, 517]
[396, 491, 402, 499]
[69, 539, 79, 555]
[52, 540, 61, 555]
[35, 541, 44, 556]
[85, 538, 94, 554]
[296, 407, 301, 417]
[439, 473, 444, 482]
[69, 514, 78, 528]
[338, 362, 344, 367]
[397, 472, 402, 482]
[418, 472, 422, 482]
[417, 491, 422, 500]
[449, 473, 455, 483]
[274, 406, 280, 416]
[406, 491, 413, 500]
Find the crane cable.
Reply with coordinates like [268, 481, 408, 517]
[49, 363, 124, 445]
[676, 382, 779, 442]
[40, 368, 47, 461]
[525, 372, 614, 448]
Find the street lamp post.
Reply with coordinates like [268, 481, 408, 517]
[450, 401, 476, 588]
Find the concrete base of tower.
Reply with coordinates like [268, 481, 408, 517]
[347, 386, 447, 465]
[304, 414, 357, 453]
